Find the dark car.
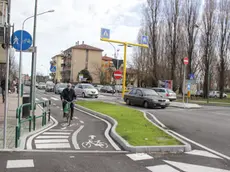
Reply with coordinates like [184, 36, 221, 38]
[124, 88, 170, 109]
[100, 86, 115, 93]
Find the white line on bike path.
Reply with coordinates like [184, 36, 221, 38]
[72, 125, 84, 149]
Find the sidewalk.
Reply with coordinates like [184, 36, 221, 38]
[0, 93, 49, 149]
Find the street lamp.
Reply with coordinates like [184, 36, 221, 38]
[18, 9, 54, 106]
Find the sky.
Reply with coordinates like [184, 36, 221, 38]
[11, 0, 145, 75]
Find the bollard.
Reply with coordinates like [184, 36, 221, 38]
[29, 117, 31, 132]
[15, 126, 18, 148]
[33, 115, 36, 131]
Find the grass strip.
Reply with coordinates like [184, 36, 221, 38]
[77, 101, 181, 146]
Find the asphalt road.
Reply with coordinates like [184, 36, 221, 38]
[14, 87, 230, 171]
[147, 106, 230, 157]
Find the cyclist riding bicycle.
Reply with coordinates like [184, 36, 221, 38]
[60, 83, 76, 120]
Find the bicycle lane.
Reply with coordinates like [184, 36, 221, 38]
[74, 108, 121, 151]
[26, 91, 121, 151]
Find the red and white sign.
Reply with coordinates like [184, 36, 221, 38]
[184, 57, 189, 65]
[114, 70, 122, 80]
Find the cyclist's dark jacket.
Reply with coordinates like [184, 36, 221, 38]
[61, 88, 76, 101]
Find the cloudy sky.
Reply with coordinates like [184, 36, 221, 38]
[11, 0, 145, 75]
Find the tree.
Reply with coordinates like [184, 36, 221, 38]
[183, 0, 200, 77]
[217, 0, 230, 98]
[200, 0, 217, 98]
[78, 69, 93, 83]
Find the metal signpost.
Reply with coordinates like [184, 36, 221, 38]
[11, 30, 32, 107]
[100, 28, 148, 98]
[183, 57, 189, 104]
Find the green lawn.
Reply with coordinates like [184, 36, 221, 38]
[77, 101, 181, 146]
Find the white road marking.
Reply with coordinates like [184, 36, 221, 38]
[35, 143, 71, 149]
[50, 129, 73, 132]
[51, 97, 59, 101]
[42, 132, 70, 135]
[164, 160, 230, 172]
[35, 98, 39, 101]
[35, 139, 69, 143]
[72, 125, 84, 149]
[41, 97, 48, 101]
[147, 165, 179, 172]
[126, 153, 153, 161]
[75, 107, 121, 151]
[186, 150, 223, 159]
[6, 159, 34, 168]
[36, 136, 69, 139]
[80, 120, 84, 124]
[74, 117, 78, 119]
[146, 112, 166, 128]
[169, 130, 230, 160]
[57, 106, 60, 108]
[26, 116, 58, 150]
[53, 103, 56, 106]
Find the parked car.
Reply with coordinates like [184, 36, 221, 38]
[54, 83, 61, 94]
[152, 87, 177, 101]
[95, 85, 103, 91]
[195, 90, 203, 97]
[124, 88, 170, 109]
[57, 83, 68, 94]
[100, 86, 115, 93]
[38, 82, 46, 89]
[74, 83, 98, 98]
[209, 91, 227, 98]
[45, 83, 54, 92]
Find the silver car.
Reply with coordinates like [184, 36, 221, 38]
[152, 87, 177, 101]
[74, 83, 98, 98]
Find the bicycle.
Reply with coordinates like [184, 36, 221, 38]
[63, 100, 75, 126]
[82, 138, 108, 148]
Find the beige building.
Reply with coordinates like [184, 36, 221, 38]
[51, 54, 63, 83]
[61, 42, 103, 83]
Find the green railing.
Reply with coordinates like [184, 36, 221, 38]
[15, 100, 51, 148]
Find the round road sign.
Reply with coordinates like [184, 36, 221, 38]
[114, 70, 122, 80]
[184, 57, 189, 65]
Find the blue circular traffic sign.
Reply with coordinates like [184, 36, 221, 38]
[50, 65, 56, 73]
[11, 30, 32, 51]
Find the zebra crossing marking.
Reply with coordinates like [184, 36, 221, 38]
[36, 135, 69, 139]
[41, 97, 48, 101]
[51, 97, 59, 101]
[34, 139, 69, 144]
[147, 165, 179, 172]
[126, 153, 153, 161]
[35, 143, 71, 149]
[42, 132, 71, 135]
[6, 159, 34, 169]
[185, 150, 222, 159]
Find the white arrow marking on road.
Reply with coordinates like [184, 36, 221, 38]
[89, 135, 96, 139]
[164, 160, 230, 172]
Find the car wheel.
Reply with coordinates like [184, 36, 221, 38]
[143, 101, 149, 108]
[161, 106, 166, 109]
[95, 96, 98, 98]
[126, 99, 130, 105]
[82, 93, 85, 98]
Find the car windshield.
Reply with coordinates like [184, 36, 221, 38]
[59, 84, 67, 88]
[82, 84, 94, 89]
[143, 89, 159, 96]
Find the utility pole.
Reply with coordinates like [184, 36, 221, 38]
[3, 0, 11, 149]
[30, 0, 38, 123]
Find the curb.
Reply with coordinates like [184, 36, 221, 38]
[169, 104, 202, 109]
[75, 104, 191, 153]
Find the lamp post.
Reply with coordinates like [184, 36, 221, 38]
[18, 9, 54, 106]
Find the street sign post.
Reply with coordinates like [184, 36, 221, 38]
[50, 65, 56, 73]
[100, 27, 148, 98]
[100, 28, 110, 39]
[11, 30, 33, 107]
[114, 70, 122, 80]
[183, 57, 189, 105]
[11, 30, 32, 51]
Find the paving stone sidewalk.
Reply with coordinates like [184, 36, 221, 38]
[0, 93, 50, 149]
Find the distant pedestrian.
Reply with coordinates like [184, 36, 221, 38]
[1, 79, 5, 103]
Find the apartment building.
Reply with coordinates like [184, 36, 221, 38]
[101, 55, 115, 84]
[61, 41, 103, 83]
[51, 54, 63, 83]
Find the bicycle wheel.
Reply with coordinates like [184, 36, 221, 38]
[99, 142, 108, 148]
[82, 142, 91, 148]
